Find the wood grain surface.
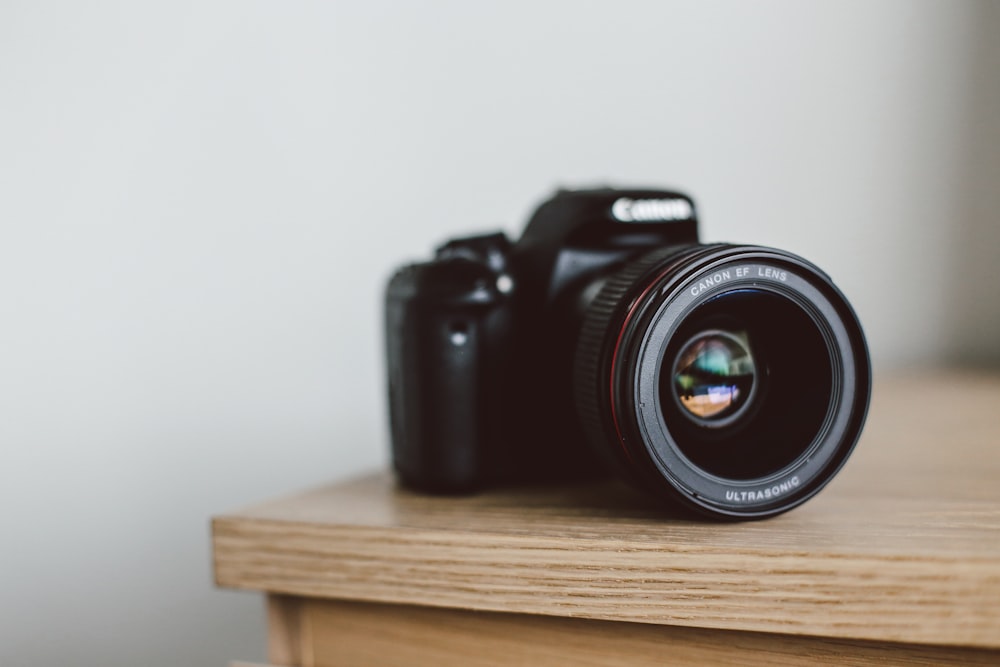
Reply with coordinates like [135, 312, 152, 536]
[212, 370, 1000, 649]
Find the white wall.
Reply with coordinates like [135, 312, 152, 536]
[1, 1, 997, 664]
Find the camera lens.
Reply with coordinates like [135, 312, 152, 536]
[671, 328, 757, 425]
[659, 288, 833, 481]
[573, 245, 870, 519]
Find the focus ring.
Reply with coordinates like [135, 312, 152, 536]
[573, 246, 696, 461]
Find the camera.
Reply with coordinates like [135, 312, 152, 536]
[384, 187, 870, 519]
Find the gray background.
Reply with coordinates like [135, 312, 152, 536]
[1, 1, 998, 664]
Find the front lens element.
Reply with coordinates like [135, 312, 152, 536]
[658, 288, 833, 481]
[673, 330, 756, 423]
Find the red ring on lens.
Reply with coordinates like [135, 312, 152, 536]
[608, 265, 678, 463]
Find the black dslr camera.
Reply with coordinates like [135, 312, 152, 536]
[384, 187, 870, 519]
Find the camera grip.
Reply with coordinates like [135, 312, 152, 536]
[385, 260, 508, 493]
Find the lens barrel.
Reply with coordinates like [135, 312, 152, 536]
[574, 244, 870, 519]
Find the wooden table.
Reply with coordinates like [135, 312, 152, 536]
[213, 370, 1000, 666]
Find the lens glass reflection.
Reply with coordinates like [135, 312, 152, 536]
[673, 330, 756, 422]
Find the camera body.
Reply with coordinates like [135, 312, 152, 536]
[386, 188, 694, 491]
[385, 187, 870, 519]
